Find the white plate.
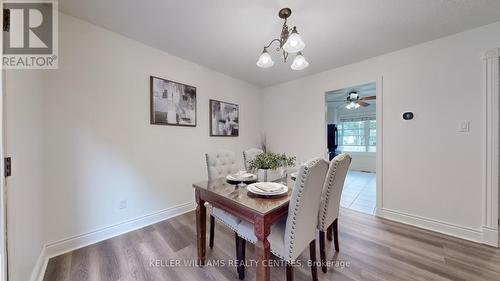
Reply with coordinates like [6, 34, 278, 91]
[226, 174, 257, 182]
[247, 182, 288, 196]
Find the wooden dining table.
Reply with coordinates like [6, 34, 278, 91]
[192, 177, 293, 281]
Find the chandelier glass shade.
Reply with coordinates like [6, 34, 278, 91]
[256, 8, 309, 70]
[291, 52, 309, 70]
[256, 48, 274, 68]
[283, 27, 305, 53]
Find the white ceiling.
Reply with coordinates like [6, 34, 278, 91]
[59, 0, 500, 87]
[326, 82, 377, 111]
[326, 83, 377, 115]
[326, 82, 376, 102]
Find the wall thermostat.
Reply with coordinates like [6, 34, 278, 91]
[403, 112, 414, 120]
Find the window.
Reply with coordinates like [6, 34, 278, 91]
[338, 116, 376, 153]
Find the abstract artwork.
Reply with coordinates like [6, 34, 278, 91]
[150, 76, 196, 126]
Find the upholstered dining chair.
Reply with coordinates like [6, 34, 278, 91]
[234, 158, 329, 281]
[317, 153, 351, 273]
[242, 148, 263, 171]
[205, 150, 242, 248]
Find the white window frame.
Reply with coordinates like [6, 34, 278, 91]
[338, 115, 376, 153]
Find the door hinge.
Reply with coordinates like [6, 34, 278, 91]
[3, 9, 9, 32]
[4, 157, 11, 177]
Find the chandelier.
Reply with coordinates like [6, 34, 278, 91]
[256, 8, 309, 70]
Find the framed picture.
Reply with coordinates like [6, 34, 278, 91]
[150, 76, 196, 126]
[210, 99, 239, 137]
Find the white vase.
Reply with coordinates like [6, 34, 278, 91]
[257, 169, 281, 182]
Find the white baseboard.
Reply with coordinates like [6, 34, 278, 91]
[31, 201, 195, 281]
[482, 226, 499, 247]
[378, 208, 484, 243]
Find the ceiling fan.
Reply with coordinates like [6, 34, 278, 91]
[329, 90, 376, 109]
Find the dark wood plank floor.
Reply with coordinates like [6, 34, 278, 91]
[43, 208, 500, 281]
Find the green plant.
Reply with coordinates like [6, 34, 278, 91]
[248, 152, 296, 172]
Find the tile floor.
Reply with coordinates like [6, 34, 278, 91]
[340, 170, 376, 214]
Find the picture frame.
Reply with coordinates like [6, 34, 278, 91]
[150, 76, 197, 127]
[209, 99, 239, 137]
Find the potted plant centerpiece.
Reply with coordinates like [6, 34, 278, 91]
[248, 152, 296, 182]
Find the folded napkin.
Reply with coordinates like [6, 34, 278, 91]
[254, 182, 284, 193]
[238, 173, 254, 178]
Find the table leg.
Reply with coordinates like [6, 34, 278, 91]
[195, 190, 206, 266]
[254, 216, 271, 281]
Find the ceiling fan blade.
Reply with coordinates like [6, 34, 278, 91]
[357, 101, 370, 107]
[360, 95, 376, 101]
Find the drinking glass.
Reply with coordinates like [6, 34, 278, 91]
[280, 160, 288, 185]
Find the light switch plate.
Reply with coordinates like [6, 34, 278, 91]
[119, 200, 127, 210]
[459, 121, 470, 132]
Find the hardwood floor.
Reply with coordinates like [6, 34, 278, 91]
[43, 208, 500, 281]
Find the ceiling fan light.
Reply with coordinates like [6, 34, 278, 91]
[346, 101, 358, 110]
[283, 27, 305, 53]
[290, 52, 309, 70]
[256, 49, 274, 68]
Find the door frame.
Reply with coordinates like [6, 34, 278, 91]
[323, 76, 384, 215]
[0, 72, 6, 281]
[0, 17, 6, 280]
[483, 48, 499, 247]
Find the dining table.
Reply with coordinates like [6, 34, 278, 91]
[192, 176, 294, 281]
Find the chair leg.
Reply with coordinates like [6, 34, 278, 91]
[319, 231, 327, 273]
[333, 218, 339, 252]
[326, 222, 333, 241]
[209, 215, 215, 248]
[286, 262, 294, 281]
[309, 240, 318, 281]
[238, 238, 246, 280]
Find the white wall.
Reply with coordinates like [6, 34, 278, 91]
[5, 13, 262, 281]
[326, 104, 337, 124]
[349, 153, 376, 173]
[263, 21, 500, 242]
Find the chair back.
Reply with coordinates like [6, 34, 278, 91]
[243, 148, 263, 171]
[283, 157, 328, 260]
[205, 150, 239, 180]
[318, 153, 352, 231]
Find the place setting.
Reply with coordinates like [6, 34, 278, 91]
[226, 170, 258, 185]
[226, 171, 288, 199]
[246, 181, 289, 198]
[226, 168, 290, 198]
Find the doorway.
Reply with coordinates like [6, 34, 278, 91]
[325, 82, 377, 215]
